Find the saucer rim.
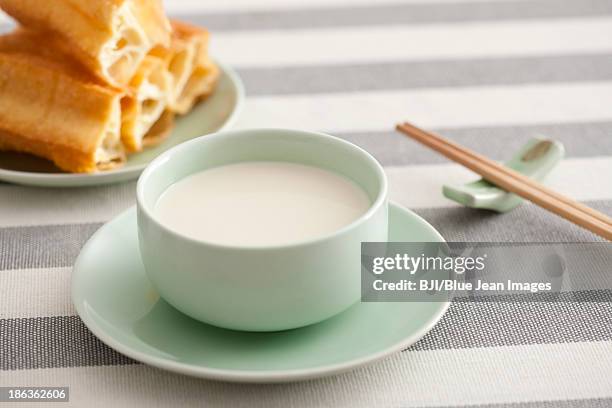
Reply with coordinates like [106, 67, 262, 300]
[72, 202, 449, 383]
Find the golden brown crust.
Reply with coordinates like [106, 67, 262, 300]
[0, 45, 125, 173]
[142, 110, 175, 148]
[170, 20, 210, 44]
[133, 0, 171, 46]
[0, 28, 113, 89]
[173, 60, 220, 115]
[0, 0, 171, 86]
[156, 20, 218, 114]
[119, 95, 139, 153]
[120, 55, 170, 153]
[0, 129, 125, 173]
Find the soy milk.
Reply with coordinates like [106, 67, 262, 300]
[154, 161, 371, 246]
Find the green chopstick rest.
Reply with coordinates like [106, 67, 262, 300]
[442, 138, 565, 213]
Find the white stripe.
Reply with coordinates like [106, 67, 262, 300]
[0, 267, 74, 319]
[234, 82, 612, 132]
[212, 18, 612, 68]
[1, 341, 611, 406]
[0, 182, 136, 228]
[0, 156, 610, 228]
[164, 0, 531, 14]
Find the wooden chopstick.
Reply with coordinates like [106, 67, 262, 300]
[398, 122, 612, 228]
[396, 122, 612, 241]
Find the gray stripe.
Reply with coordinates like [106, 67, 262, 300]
[436, 397, 612, 408]
[2, 291, 610, 370]
[240, 54, 612, 96]
[0, 223, 101, 271]
[339, 121, 612, 166]
[411, 290, 612, 352]
[414, 200, 612, 242]
[1, 200, 611, 270]
[0, 316, 135, 370]
[175, 0, 612, 32]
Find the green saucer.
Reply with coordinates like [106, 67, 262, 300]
[72, 203, 448, 383]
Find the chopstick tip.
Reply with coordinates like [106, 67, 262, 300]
[396, 121, 411, 130]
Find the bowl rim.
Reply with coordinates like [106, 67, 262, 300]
[136, 128, 388, 251]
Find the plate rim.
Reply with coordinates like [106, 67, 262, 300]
[0, 59, 245, 187]
[72, 202, 449, 383]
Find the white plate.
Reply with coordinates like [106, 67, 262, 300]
[0, 61, 244, 187]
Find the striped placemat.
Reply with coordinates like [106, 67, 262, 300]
[1, 0, 612, 406]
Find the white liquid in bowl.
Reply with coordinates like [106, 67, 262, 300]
[154, 161, 371, 246]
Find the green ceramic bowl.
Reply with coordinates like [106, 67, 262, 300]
[136, 129, 389, 331]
